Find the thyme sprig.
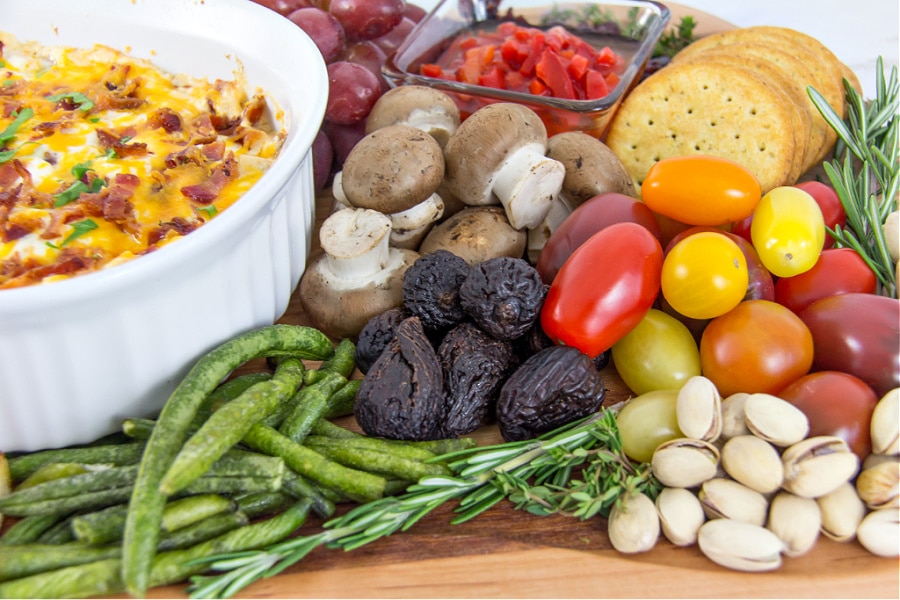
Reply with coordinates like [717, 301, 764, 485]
[187, 410, 659, 599]
[809, 57, 899, 297]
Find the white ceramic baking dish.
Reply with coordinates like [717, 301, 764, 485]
[0, 0, 328, 451]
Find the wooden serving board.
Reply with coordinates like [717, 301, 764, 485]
[143, 4, 900, 598]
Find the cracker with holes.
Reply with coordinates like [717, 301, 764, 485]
[605, 60, 798, 193]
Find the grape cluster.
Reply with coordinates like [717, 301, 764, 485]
[252, 0, 427, 190]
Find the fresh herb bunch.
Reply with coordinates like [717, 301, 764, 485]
[186, 410, 660, 599]
[810, 57, 899, 298]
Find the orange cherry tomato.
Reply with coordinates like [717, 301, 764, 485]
[641, 155, 762, 226]
[699, 299, 814, 397]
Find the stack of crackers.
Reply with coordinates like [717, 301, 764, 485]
[606, 26, 861, 193]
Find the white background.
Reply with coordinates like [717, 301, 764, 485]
[414, 0, 900, 100]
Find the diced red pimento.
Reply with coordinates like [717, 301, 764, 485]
[420, 22, 624, 102]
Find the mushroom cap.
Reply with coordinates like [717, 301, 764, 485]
[546, 131, 636, 204]
[365, 85, 461, 147]
[341, 123, 445, 214]
[443, 103, 549, 206]
[419, 205, 526, 265]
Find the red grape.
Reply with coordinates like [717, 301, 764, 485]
[323, 120, 367, 166]
[329, 0, 405, 41]
[338, 40, 389, 91]
[325, 61, 383, 125]
[288, 7, 346, 63]
[373, 16, 416, 55]
[403, 3, 426, 22]
[253, 0, 313, 17]
[311, 129, 334, 191]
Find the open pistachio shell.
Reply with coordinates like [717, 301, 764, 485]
[651, 438, 720, 488]
[782, 436, 860, 498]
[817, 482, 866, 542]
[856, 508, 900, 557]
[766, 491, 821, 557]
[699, 477, 769, 526]
[721, 435, 784, 494]
[676, 375, 723, 442]
[698, 518, 784, 572]
[656, 487, 705, 547]
[743, 393, 809, 447]
[871, 388, 899, 456]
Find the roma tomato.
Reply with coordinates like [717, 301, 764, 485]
[798, 293, 900, 397]
[779, 371, 878, 459]
[661, 232, 749, 320]
[535, 192, 662, 284]
[750, 186, 826, 277]
[641, 155, 762, 226]
[700, 300, 814, 397]
[612, 308, 702, 395]
[616, 389, 682, 463]
[793, 181, 846, 249]
[541, 221, 663, 358]
[774, 247, 877, 313]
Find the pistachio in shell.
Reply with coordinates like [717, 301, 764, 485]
[855, 458, 899, 510]
[743, 393, 809, 447]
[656, 487, 706, 547]
[699, 477, 769, 527]
[607, 491, 660, 554]
[856, 508, 900, 557]
[720, 392, 751, 440]
[871, 388, 899, 456]
[720, 435, 784, 494]
[698, 518, 784, 572]
[676, 375, 723, 442]
[782, 436, 860, 499]
[651, 438, 720, 488]
[766, 491, 821, 557]
[817, 482, 866, 542]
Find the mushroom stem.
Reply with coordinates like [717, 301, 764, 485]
[389, 193, 445, 249]
[321, 208, 392, 280]
[491, 142, 565, 230]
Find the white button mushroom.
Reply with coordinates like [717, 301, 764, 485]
[442, 103, 565, 231]
[365, 85, 461, 149]
[339, 123, 446, 249]
[298, 207, 419, 340]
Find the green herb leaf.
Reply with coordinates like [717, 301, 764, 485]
[0, 107, 34, 145]
[45, 91, 95, 112]
[46, 219, 98, 249]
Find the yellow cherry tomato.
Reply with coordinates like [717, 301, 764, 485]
[751, 186, 826, 277]
[661, 231, 749, 320]
[641, 155, 762, 226]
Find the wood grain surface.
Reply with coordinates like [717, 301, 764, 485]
[139, 4, 898, 598]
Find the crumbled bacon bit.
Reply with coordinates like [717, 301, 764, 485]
[147, 107, 183, 133]
[180, 152, 239, 204]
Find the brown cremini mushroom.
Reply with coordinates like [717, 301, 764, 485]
[365, 85, 461, 149]
[299, 207, 419, 340]
[442, 103, 565, 231]
[418, 206, 526, 265]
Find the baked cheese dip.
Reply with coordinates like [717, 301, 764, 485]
[0, 32, 286, 289]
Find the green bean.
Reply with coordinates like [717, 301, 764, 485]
[1, 487, 133, 517]
[70, 504, 129, 546]
[0, 498, 313, 599]
[0, 514, 62, 545]
[180, 475, 282, 496]
[202, 372, 272, 414]
[304, 434, 439, 462]
[305, 338, 356, 385]
[120, 417, 157, 440]
[243, 422, 386, 503]
[311, 417, 361, 439]
[304, 437, 451, 481]
[206, 449, 285, 480]
[281, 471, 337, 518]
[35, 517, 76, 544]
[16, 463, 98, 489]
[233, 491, 294, 519]
[160, 359, 305, 496]
[0, 543, 121, 582]
[7, 442, 145, 482]
[123, 324, 332, 596]
[323, 379, 361, 418]
[161, 494, 236, 532]
[279, 372, 346, 443]
[0, 465, 137, 508]
[157, 511, 248, 552]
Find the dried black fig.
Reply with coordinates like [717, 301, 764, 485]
[402, 250, 471, 332]
[355, 307, 408, 374]
[438, 322, 519, 437]
[354, 316, 445, 440]
[459, 256, 545, 341]
[496, 345, 605, 442]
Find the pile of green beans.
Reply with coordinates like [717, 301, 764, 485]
[0, 324, 475, 599]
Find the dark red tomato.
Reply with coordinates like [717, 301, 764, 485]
[665, 226, 775, 302]
[799, 293, 900, 397]
[535, 192, 662, 284]
[699, 300, 814, 397]
[779, 371, 878, 459]
[794, 181, 846, 249]
[774, 248, 878, 313]
[541, 222, 663, 358]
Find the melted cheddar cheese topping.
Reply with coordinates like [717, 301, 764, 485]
[0, 33, 285, 289]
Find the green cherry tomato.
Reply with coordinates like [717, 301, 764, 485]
[616, 389, 682, 463]
[661, 231, 749, 320]
[641, 155, 762, 226]
[750, 186, 825, 277]
[540, 221, 663, 358]
[612, 308, 701, 395]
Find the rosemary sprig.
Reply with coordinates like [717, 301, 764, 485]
[186, 410, 659, 599]
[809, 57, 899, 298]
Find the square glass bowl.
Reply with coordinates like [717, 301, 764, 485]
[382, 0, 670, 138]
